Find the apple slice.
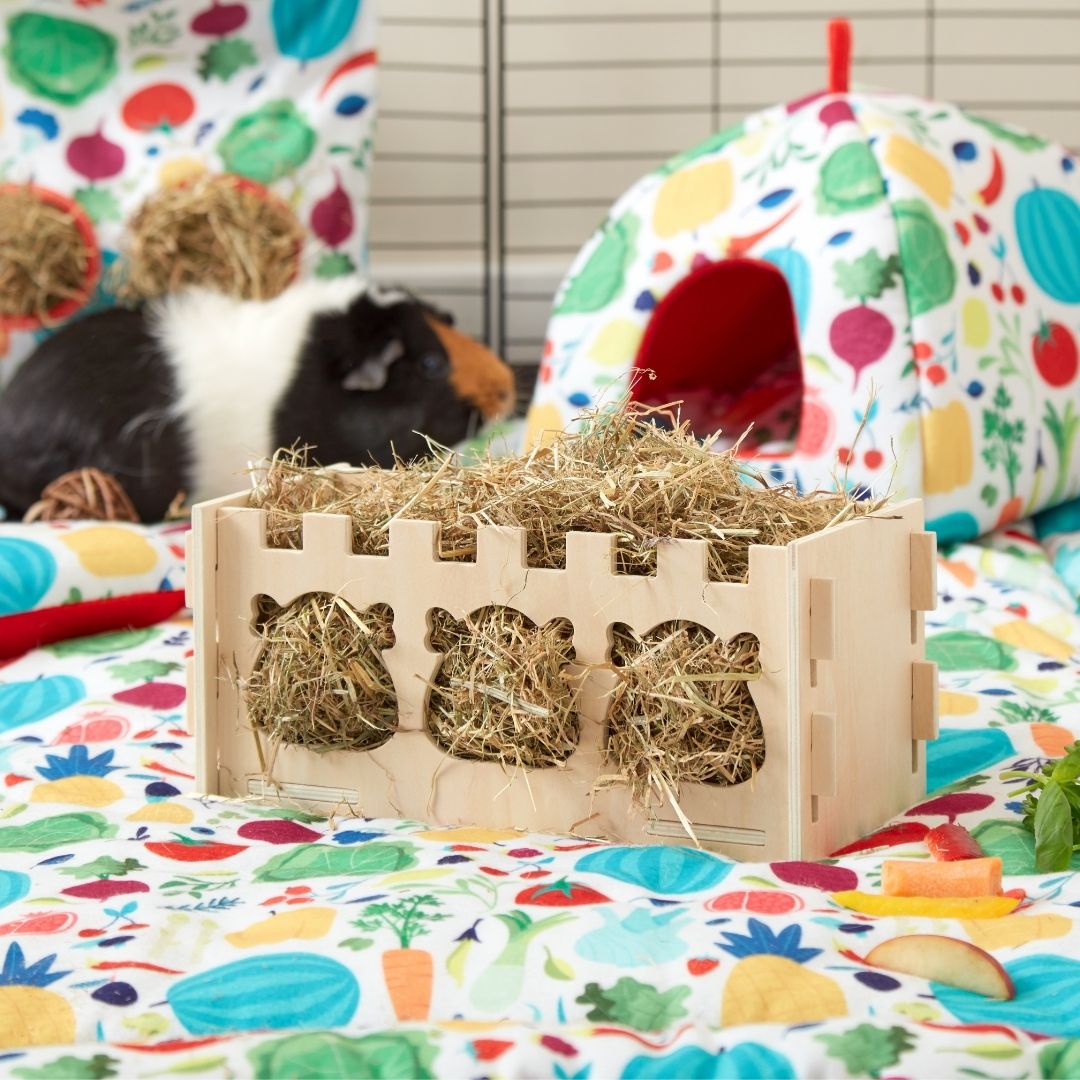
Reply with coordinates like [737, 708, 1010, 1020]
[865, 934, 1015, 1000]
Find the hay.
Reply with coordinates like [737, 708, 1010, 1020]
[245, 593, 397, 754]
[428, 607, 579, 768]
[118, 174, 304, 302]
[251, 404, 883, 582]
[602, 623, 763, 805]
[0, 186, 92, 323]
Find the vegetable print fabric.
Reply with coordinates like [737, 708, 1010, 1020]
[0, 521, 187, 616]
[0, 0, 376, 379]
[0, 508, 1079, 1077]
[527, 92, 1080, 544]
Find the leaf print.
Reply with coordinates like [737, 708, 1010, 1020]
[816, 1024, 915, 1079]
[4, 14, 118, 106]
[576, 976, 690, 1030]
[349, 895, 449, 949]
[833, 249, 902, 303]
[11, 1053, 119, 1079]
[925, 631, 1018, 672]
[197, 38, 257, 81]
[247, 1031, 439, 1080]
[253, 841, 418, 883]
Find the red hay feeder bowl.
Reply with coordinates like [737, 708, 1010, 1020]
[0, 183, 101, 332]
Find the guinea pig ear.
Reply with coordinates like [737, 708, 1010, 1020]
[342, 338, 405, 391]
[418, 299, 455, 327]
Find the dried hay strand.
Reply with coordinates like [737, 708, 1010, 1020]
[250, 451, 443, 555]
[0, 186, 93, 323]
[601, 623, 764, 805]
[118, 174, 304, 302]
[251, 403, 884, 582]
[427, 607, 580, 768]
[244, 593, 397, 754]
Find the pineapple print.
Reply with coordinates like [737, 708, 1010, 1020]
[719, 919, 847, 1026]
[0, 943, 76, 1049]
[31, 745, 124, 807]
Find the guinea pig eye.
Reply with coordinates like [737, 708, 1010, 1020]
[420, 352, 448, 378]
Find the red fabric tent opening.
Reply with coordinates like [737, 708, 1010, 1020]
[631, 257, 804, 454]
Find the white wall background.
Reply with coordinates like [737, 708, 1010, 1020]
[368, 0, 1080, 379]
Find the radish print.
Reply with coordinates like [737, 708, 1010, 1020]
[829, 247, 900, 386]
[66, 126, 125, 182]
[310, 171, 353, 247]
[113, 682, 186, 710]
[190, 2, 248, 36]
[818, 99, 855, 130]
[829, 308, 893, 384]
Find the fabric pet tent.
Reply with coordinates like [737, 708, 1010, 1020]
[525, 22, 1080, 543]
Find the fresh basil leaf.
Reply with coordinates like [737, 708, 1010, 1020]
[1034, 781, 1074, 873]
[1060, 741, 1080, 774]
[1051, 756, 1080, 784]
[1059, 783, 1080, 814]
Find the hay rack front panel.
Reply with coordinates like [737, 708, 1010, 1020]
[187, 494, 938, 860]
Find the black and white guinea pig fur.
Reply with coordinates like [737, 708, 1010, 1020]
[0, 278, 515, 522]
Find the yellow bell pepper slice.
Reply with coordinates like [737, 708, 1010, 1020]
[832, 891, 1020, 920]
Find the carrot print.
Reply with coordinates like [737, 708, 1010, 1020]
[1032, 723, 1077, 759]
[382, 948, 434, 1021]
[348, 894, 449, 1022]
[996, 495, 1024, 529]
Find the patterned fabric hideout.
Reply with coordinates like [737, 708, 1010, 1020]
[528, 92, 1080, 544]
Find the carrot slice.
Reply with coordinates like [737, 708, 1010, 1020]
[925, 823, 984, 862]
[883, 856, 1002, 898]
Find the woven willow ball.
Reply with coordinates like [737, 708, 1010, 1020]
[23, 468, 140, 523]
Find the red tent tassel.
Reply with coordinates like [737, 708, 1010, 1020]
[828, 18, 852, 93]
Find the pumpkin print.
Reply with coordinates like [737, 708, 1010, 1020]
[168, 953, 360, 1034]
[1015, 188, 1080, 304]
[0, 538, 56, 615]
[576, 845, 732, 894]
[0, 676, 84, 733]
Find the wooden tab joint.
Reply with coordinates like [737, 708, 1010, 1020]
[912, 660, 939, 741]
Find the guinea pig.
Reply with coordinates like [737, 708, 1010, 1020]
[0, 278, 514, 522]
